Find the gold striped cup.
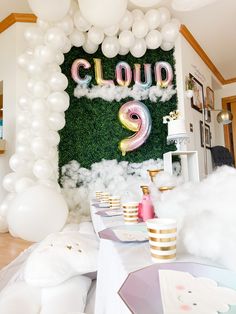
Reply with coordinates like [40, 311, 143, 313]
[95, 191, 103, 201]
[109, 196, 121, 209]
[100, 192, 110, 204]
[146, 218, 177, 263]
[122, 202, 139, 225]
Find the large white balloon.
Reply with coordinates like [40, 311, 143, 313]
[161, 22, 179, 42]
[27, 0, 71, 22]
[146, 29, 162, 49]
[7, 185, 68, 242]
[88, 27, 104, 45]
[129, 0, 162, 7]
[145, 9, 161, 30]
[79, 0, 128, 28]
[119, 30, 135, 49]
[33, 160, 54, 180]
[47, 91, 70, 112]
[132, 19, 149, 39]
[102, 36, 120, 58]
[130, 38, 146, 58]
[172, 0, 219, 11]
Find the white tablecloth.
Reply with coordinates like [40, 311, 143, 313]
[91, 203, 221, 314]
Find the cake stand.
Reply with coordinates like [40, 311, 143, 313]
[167, 133, 189, 151]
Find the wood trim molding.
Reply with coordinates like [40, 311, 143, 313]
[0, 13, 36, 34]
[180, 24, 236, 86]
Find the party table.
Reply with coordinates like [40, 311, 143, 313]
[90, 202, 220, 314]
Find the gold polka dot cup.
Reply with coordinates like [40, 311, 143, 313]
[122, 202, 139, 225]
[146, 218, 177, 263]
[109, 196, 121, 209]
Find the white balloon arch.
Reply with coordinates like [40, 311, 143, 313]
[0, 0, 180, 241]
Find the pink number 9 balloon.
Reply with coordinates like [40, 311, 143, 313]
[155, 61, 173, 88]
[118, 100, 152, 156]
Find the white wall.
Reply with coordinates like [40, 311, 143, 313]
[175, 36, 225, 178]
[0, 23, 29, 203]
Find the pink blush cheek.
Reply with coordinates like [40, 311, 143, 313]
[180, 305, 192, 311]
[176, 285, 185, 290]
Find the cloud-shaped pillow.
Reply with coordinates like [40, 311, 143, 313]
[24, 231, 99, 287]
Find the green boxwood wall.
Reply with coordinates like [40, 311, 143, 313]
[59, 46, 177, 170]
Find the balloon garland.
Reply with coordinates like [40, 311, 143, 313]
[0, 0, 180, 239]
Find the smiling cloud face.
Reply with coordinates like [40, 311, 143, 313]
[159, 270, 236, 314]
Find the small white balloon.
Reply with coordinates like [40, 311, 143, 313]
[129, 0, 162, 7]
[62, 38, 72, 53]
[15, 178, 35, 194]
[146, 29, 162, 49]
[24, 26, 44, 47]
[83, 38, 99, 54]
[2, 173, 19, 193]
[119, 10, 133, 31]
[74, 10, 91, 32]
[39, 179, 60, 191]
[161, 41, 175, 51]
[79, 0, 128, 28]
[171, 18, 181, 29]
[47, 91, 70, 112]
[145, 9, 161, 30]
[17, 112, 31, 128]
[31, 117, 48, 134]
[48, 112, 66, 131]
[45, 27, 67, 50]
[34, 45, 56, 64]
[32, 99, 48, 115]
[48, 72, 68, 92]
[102, 36, 120, 58]
[32, 81, 50, 98]
[119, 46, 129, 56]
[31, 137, 50, 158]
[55, 51, 65, 65]
[33, 160, 54, 180]
[16, 144, 33, 159]
[18, 96, 32, 111]
[17, 53, 32, 68]
[8, 185, 68, 242]
[56, 15, 74, 35]
[88, 27, 104, 45]
[161, 22, 180, 42]
[37, 19, 51, 31]
[16, 129, 32, 144]
[119, 30, 135, 49]
[159, 7, 171, 26]
[27, 0, 71, 22]
[47, 131, 60, 146]
[132, 9, 144, 21]
[104, 24, 119, 36]
[27, 59, 46, 77]
[130, 38, 146, 58]
[47, 63, 62, 73]
[69, 29, 86, 47]
[9, 154, 26, 172]
[132, 19, 149, 38]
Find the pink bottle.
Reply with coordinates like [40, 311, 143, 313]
[138, 186, 155, 222]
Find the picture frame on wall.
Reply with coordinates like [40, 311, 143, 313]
[206, 86, 215, 109]
[200, 120, 211, 149]
[190, 74, 204, 112]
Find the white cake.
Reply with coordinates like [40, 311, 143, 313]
[168, 119, 186, 137]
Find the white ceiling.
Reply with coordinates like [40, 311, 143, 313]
[0, 0, 235, 81]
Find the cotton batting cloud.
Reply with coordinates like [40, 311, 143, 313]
[152, 166, 236, 271]
[74, 84, 176, 103]
[60, 159, 181, 223]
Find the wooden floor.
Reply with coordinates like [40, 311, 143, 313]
[0, 233, 32, 269]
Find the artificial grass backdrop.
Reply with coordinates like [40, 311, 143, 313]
[59, 46, 177, 170]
